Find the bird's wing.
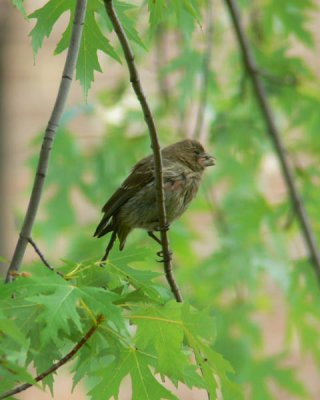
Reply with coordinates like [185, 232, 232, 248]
[101, 155, 154, 218]
[94, 155, 190, 238]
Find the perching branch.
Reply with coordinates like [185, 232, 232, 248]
[224, 0, 320, 282]
[5, 0, 87, 283]
[0, 315, 103, 400]
[193, 0, 214, 139]
[103, 0, 183, 302]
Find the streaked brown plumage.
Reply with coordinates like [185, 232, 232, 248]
[94, 139, 214, 260]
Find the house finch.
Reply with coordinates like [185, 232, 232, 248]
[94, 139, 215, 261]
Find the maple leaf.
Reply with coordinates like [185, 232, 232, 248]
[90, 347, 178, 400]
[29, 0, 120, 96]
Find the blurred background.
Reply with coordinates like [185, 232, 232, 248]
[1, 0, 320, 399]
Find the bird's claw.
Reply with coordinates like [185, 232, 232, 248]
[156, 250, 173, 263]
[155, 223, 170, 232]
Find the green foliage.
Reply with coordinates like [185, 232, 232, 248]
[262, 0, 315, 47]
[5, 0, 320, 399]
[29, 0, 119, 96]
[22, 0, 200, 96]
[0, 263, 234, 399]
[147, 0, 200, 33]
[12, 0, 27, 17]
[27, 0, 147, 96]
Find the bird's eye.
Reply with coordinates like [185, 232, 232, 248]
[194, 149, 201, 155]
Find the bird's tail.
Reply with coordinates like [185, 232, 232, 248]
[94, 215, 113, 238]
[101, 230, 117, 263]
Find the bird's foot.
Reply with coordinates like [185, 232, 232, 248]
[156, 250, 173, 263]
[147, 231, 162, 245]
[155, 223, 170, 232]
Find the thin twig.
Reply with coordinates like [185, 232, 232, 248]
[27, 236, 64, 277]
[193, 0, 214, 140]
[0, 315, 103, 400]
[259, 69, 297, 87]
[224, 0, 320, 282]
[27, 237, 53, 271]
[103, 0, 183, 302]
[5, 0, 87, 283]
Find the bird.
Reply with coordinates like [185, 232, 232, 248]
[94, 139, 215, 261]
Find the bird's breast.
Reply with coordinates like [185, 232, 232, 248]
[164, 171, 202, 221]
[181, 171, 202, 205]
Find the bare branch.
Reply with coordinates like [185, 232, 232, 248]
[103, 0, 183, 302]
[5, 0, 87, 283]
[224, 0, 320, 281]
[0, 315, 103, 400]
[27, 237, 54, 271]
[27, 237, 64, 277]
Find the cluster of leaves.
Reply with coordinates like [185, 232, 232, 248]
[191, 0, 320, 398]
[4, 0, 320, 399]
[14, 0, 201, 96]
[0, 259, 241, 399]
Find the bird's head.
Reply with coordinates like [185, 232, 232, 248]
[163, 139, 215, 172]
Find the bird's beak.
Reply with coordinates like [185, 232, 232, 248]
[199, 153, 215, 167]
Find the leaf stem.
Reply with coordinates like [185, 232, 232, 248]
[103, 0, 183, 302]
[5, 0, 87, 283]
[224, 0, 320, 282]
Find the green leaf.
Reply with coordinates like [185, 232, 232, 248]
[26, 283, 83, 344]
[29, 0, 73, 57]
[132, 301, 186, 377]
[147, 0, 167, 32]
[0, 317, 28, 347]
[181, 304, 238, 398]
[107, 257, 164, 301]
[29, 0, 120, 97]
[146, 0, 200, 33]
[2, 270, 121, 345]
[181, 303, 217, 343]
[265, 0, 315, 47]
[249, 356, 310, 400]
[0, 359, 36, 392]
[164, 45, 202, 110]
[71, 325, 124, 391]
[12, 0, 27, 18]
[76, 8, 121, 96]
[114, 1, 146, 49]
[181, 0, 201, 25]
[27, 329, 62, 390]
[90, 348, 178, 400]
